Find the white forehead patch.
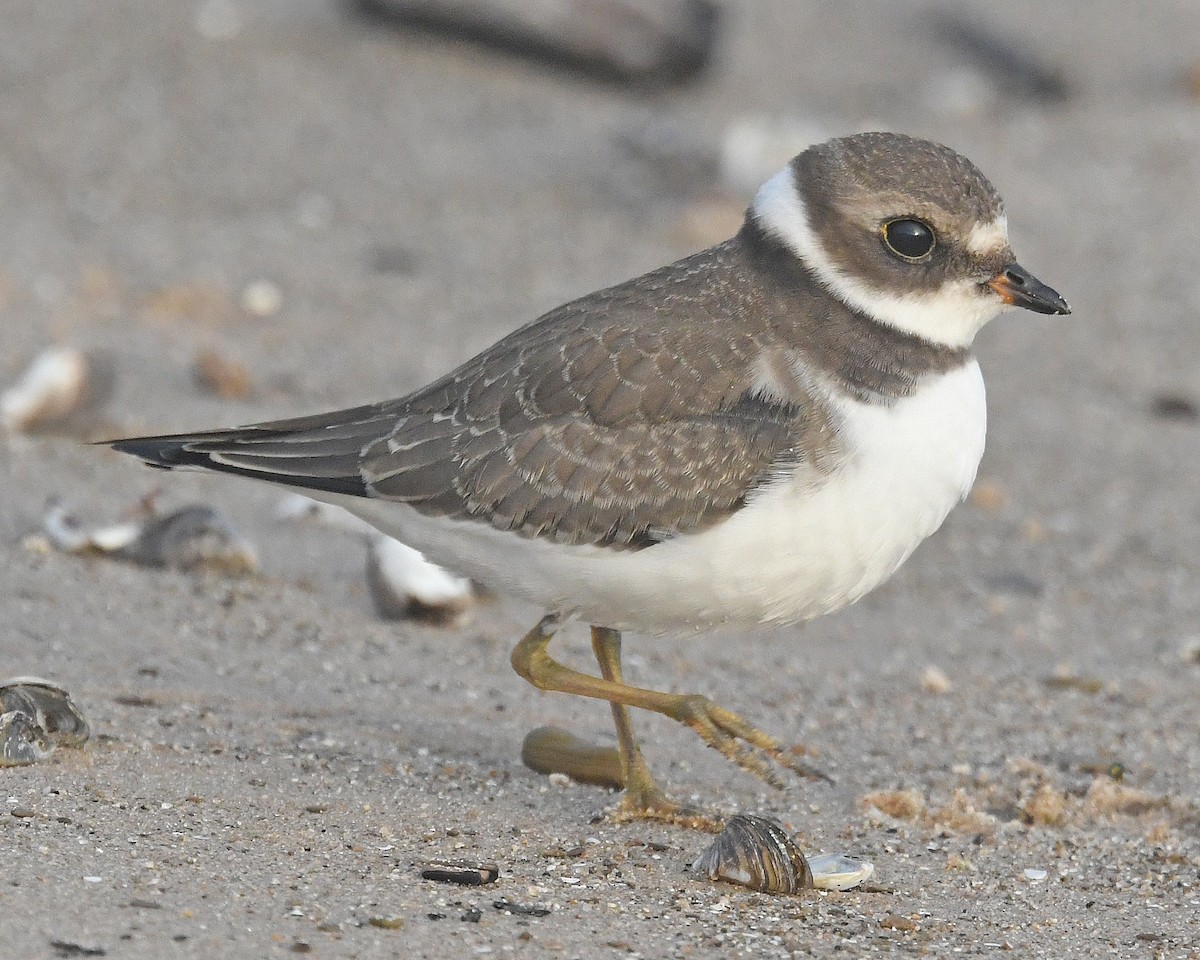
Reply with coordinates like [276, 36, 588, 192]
[751, 166, 1005, 349]
[965, 216, 1009, 255]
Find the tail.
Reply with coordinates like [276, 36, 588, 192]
[103, 404, 396, 498]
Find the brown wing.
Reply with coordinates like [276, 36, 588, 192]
[360, 244, 831, 548]
[110, 238, 839, 549]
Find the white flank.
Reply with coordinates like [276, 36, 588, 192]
[309, 363, 987, 635]
[751, 167, 1004, 349]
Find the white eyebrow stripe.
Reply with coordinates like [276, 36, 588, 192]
[750, 166, 1004, 349]
[965, 215, 1009, 255]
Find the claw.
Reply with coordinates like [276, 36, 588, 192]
[668, 693, 831, 789]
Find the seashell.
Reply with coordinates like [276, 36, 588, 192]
[366, 536, 473, 625]
[40, 503, 258, 576]
[41, 503, 141, 553]
[805, 853, 875, 892]
[278, 495, 474, 624]
[120, 505, 258, 575]
[0, 677, 90, 765]
[0, 710, 53, 766]
[1, 347, 114, 435]
[692, 814, 813, 893]
[692, 814, 876, 894]
[520, 725, 624, 789]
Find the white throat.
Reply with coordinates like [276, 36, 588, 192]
[751, 167, 1004, 349]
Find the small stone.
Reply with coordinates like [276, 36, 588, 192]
[420, 862, 499, 886]
[1023, 868, 1048, 882]
[493, 898, 551, 917]
[240, 279, 283, 317]
[367, 916, 405, 930]
[193, 349, 255, 399]
[919, 665, 952, 695]
[1149, 392, 1198, 421]
[879, 913, 919, 932]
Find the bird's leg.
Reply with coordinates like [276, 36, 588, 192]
[588, 626, 684, 819]
[511, 616, 829, 805]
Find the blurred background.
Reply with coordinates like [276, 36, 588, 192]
[2, 1, 1199, 955]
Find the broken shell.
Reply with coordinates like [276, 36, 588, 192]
[692, 814, 812, 893]
[42, 503, 141, 553]
[0, 347, 114, 434]
[692, 814, 875, 894]
[0, 710, 53, 766]
[805, 853, 875, 892]
[0, 677, 90, 748]
[0, 678, 90, 765]
[520, 725, 625, 789]
[366, 536, 473, 625]
[122, 505, 258, 575]
[40, 503, 258, 575]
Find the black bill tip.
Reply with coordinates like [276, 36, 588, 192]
[988, 263, 1071, 315]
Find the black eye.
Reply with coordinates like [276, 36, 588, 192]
[883, 219, 936, 260]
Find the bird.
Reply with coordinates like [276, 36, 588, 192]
[107, 132, 1070, 821]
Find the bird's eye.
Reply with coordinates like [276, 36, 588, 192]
[882, 219, 936, 260]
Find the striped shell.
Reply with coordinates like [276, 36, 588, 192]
[692, 814, 813, 894]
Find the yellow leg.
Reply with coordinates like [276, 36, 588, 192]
[589, 626, 683, 818]
[511, 615, 829, 806]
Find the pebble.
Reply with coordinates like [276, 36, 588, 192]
[240, 279, 282, 317]
[420, 862, 500, 886]
[920, 665, 952, 695]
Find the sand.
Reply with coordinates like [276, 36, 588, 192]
[2, 1, 1198, 956]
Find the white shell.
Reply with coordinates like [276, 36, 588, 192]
[806, 853, 876, 891]
[0, 347, 111, 434]
[367, 536, 473, 622]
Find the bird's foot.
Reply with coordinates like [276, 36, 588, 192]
[609, 770, 723, 832]
[666, 694, 832, 788]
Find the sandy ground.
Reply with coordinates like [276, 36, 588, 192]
[2, 1, 1199, 956]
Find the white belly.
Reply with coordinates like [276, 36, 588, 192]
[325, 363, 987, 635]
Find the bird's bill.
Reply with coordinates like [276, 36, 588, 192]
[988, 264, 1071, 315]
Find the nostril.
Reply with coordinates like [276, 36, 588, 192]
[1006, 269, 1027, 287]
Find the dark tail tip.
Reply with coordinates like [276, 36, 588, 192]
[103, 436, 190, 469]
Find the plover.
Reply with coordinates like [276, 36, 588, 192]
[108, 132, 1069, 819]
